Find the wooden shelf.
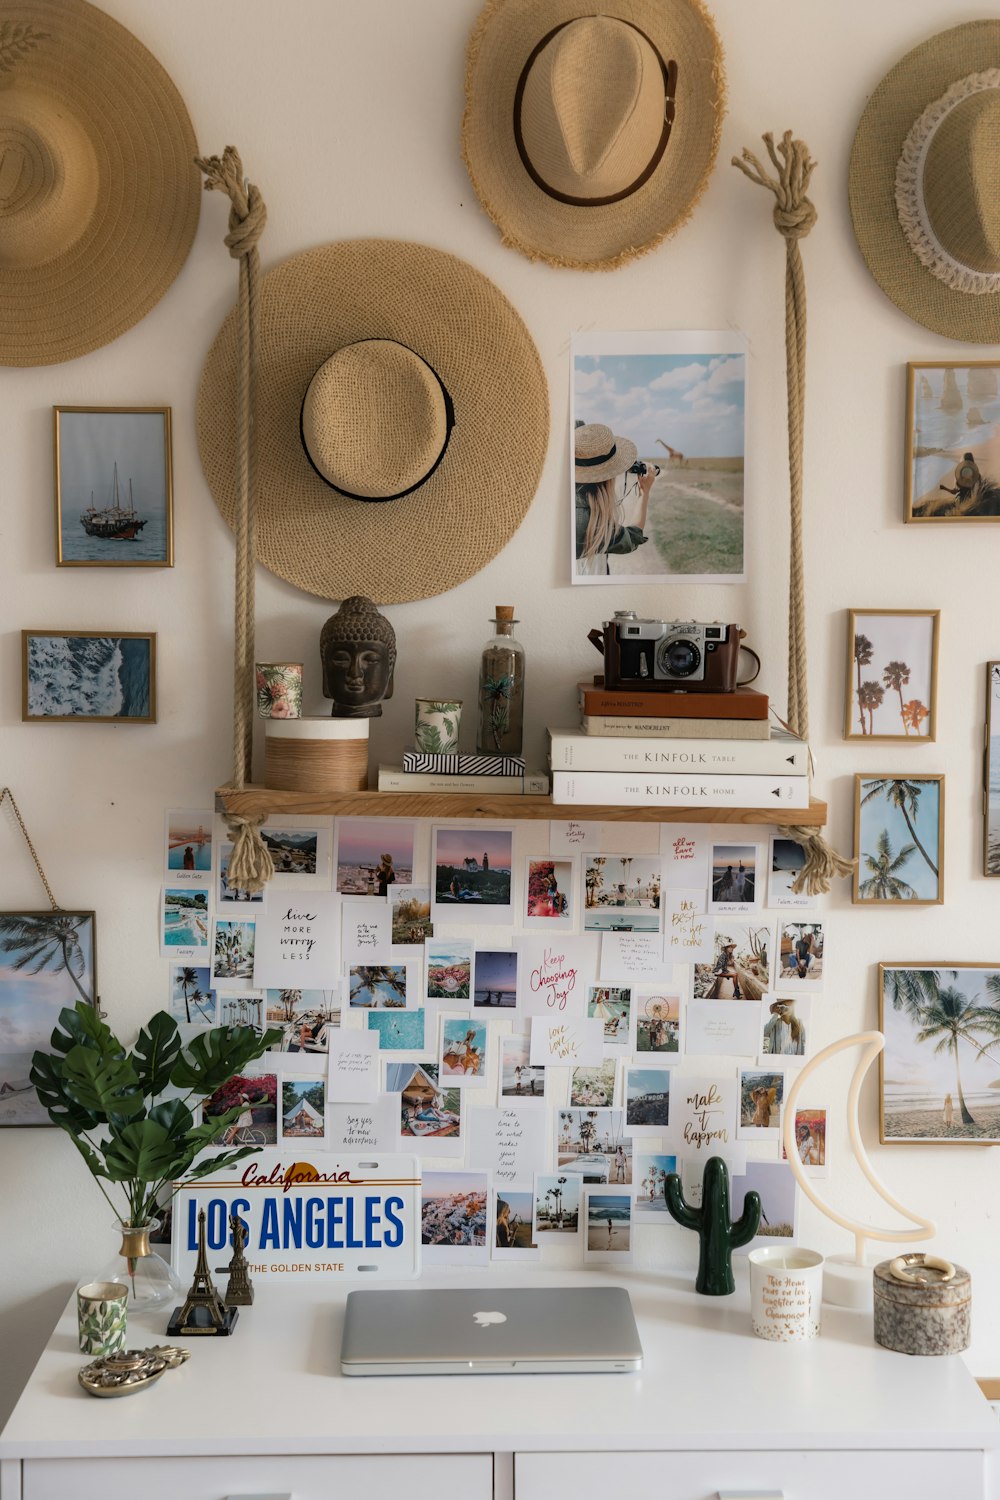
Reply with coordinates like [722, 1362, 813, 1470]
[216, 785, 827, 826]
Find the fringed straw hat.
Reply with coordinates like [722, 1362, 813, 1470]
[462, 0, 725, 271]
[0, 0, 200, 366]
[197, 239, 549, 604]
[850, 20, 1000, 341]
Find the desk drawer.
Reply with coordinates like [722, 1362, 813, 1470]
[516, 1448, 984, 1500]
[24, 1452, 492, 1500]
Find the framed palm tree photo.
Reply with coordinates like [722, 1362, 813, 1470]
[853, 775, 944, 905]
[0, 911, 97, 1127]
[845, 608, 939, 741]
[879, 964, 1000, 1143]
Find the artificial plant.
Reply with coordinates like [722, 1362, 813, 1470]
[30, 1002, 282, 1229]
[664, 1156, 762, 1296]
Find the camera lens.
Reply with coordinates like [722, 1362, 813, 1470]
[659, 637, 701, 678]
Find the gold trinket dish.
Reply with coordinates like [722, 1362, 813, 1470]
[78, 1344, 190, 1398]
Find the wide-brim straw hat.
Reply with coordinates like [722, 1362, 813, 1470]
[462, 0, 724, 271]
[197, 239, 549, 605]
[850, 20, 1000, 341]
[0, 0, 200, 366]
[574, 422, 637, 483]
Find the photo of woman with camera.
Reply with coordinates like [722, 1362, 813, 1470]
[574, 422, 658, 577]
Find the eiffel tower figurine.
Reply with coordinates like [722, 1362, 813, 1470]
[167, 1207, 239, 1336]
[224, 1212, 254, 1306]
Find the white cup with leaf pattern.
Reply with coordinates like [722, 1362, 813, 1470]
[414, 698, 462, 754]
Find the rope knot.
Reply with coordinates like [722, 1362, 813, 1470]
[773, 199, 817, 240]
[195, 145, 268, 260]
[225, 184, 267, 260]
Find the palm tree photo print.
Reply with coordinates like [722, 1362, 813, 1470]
[880, 965, 1000, 1142]
[0, 911, 96, 1126]
[854, 776, 943, 904]
[847, 610, 938, 740]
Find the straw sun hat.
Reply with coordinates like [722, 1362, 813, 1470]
[850, 20, 1000, 341]
[0, 0, 200, 366]
[574, 423, 637, 483]
[197, 239, 549, 605]
[462, 0, 725, 271]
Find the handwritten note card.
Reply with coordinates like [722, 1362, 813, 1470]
[328, 1028, 380, 1102]
[549, 820, 601, 853]
[326, 1095, 399, 1153]
[663, 888, 713, 961]
[518, 935, 598, 1017]
[686, 999, 760, 1058]
[529, 1014, 604, 1066]
[600, 931, 669, 983]
[467, 1107, 548, 1186]
[666, 1074, 738, 1160]
[660, 825, 709, 890]
[251, 892, 339, 987]
[341, 900, 392, 966]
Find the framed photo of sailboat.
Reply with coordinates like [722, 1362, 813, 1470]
[53, 406, 174, 566]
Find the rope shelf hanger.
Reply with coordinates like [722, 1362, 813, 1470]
[733, 131, 854, 896]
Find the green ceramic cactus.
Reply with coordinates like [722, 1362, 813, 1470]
[664, 1156, 762, 1295]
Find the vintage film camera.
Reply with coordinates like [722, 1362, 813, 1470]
[587, 613, 759, 693]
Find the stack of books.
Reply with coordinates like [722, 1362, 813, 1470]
[546, 680, 811, 808]
[378, 749, 548, 796]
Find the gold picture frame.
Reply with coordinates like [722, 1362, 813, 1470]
[845, 609, 939, 742]
[21, 630, 157, 723]
[852, 774, 944, 906]
[985, 663, 1000, 878]
[53, 405, 173, 567]
[905, 361, 1000, 523]
[879, 963, 1000, 1144]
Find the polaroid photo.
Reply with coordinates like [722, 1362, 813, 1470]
[784, 1106, 829, 1178]
[533, 1172, 582, 1238]
[366, 1008, 428, 1057]
[583, 1188, 634, 1263]
[583, 854, 662, 934]
[767, 835, 818, 910]
[634, 1152, 678, 1221]
[492, 1187, 540, 1261]
[335, 817, 415, 898]
[390, 884, 433, 945]
[760, 994, 813, 1065]
[569, 1058, 618, 1109]
[202, 1069, 277, 1146]
[686, 998, 760, 1059]
[660, 824, 710, 889]
[260, 817, 334, 891]
[217, 842, 266, 911]
[421, 1171, 490, 1264]
[432, 826, 515, 924]
[160, 886, 210, 959]
[524, 856, 577, 929]
[586, 984, 631, 1050]
[164, 809, 213, 880]
[731, 1160, 797, 1253]
[778, 921, 825, 989]
[738, 1068, 785, 1144]
[692, 919, 772, 1000]
[624, 1066, 671, 1135]
[517, 934, 598, 1017]
[425, 939, 474, 1006]
[386, 1061, 462, 1155]
[474, 947, 518, 1010]
[264, 990, 340, 1053]
[557, 1107, 632, 1184]
[439, 1014, 489, 1089]
[210, 916, 256, 987]
[215, 993, 264, 1032]
[709, 842, 761, 914]
[166, 964, 216, 1026]
[467, 1106, 548, 1187]
[346, 960, 418, 1009]
[279, 1077, 327, 1142]
[633, 990, 682, 1058]
[499, 1034, 545, 1105]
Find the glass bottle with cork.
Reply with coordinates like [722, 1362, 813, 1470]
[476, 605, 525, 756]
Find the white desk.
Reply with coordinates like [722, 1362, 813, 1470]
[1, 1264, 996, 1500]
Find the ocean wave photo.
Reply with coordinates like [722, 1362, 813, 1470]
[25, 633, 153, 720]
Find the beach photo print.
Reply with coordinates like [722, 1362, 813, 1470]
[634, 1152, 677, 1220]
[167, 964, 216, 1026]
[533, 1173, 581, 1238]
[854, 775, 943, 905]
[905, 361, 1000, 522]
[160, 887, 210, 956]
[499, 1034, 545, 1103]
[709, 842, 759, 913]
[583, 1188, 633, 1262]
[53, 405, 173, 566]
[571, 330, 746, 584]
[433, 826, 514, 922]
[583, 854, 662, 934]
[473, 948, 518, 1009]
[22, 630, 156, 723]
[845, 609, 939, 741]
[265, 989, 340, 1052]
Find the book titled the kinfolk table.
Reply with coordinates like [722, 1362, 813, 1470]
[548, 726, 809, 776]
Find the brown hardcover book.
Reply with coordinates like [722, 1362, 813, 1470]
[577, 680, 770, 721]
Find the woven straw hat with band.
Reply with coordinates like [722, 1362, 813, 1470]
[197, 239, 549, 604]
[0, 0, 200, 366]
[575, 423, 637, 484]
[850, 20, 1000, 341]
[463, 0, 724, 271]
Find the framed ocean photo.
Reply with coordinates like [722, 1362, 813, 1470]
[54, 406, 173, 566]
[985, 663, 1000, 877]
[0, 911, 97, 1128]
[880, 963, 1000, 1144]
[905, 362, 1000, 522]
[853, 775, 944, 905]
[22, 630, 156, 723]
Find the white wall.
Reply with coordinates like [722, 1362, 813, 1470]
[2, 0, 998, 1424]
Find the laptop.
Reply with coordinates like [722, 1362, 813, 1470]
[340, 1285, 643, 1376]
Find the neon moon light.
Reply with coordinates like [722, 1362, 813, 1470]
[782, 1031, 935, 1308]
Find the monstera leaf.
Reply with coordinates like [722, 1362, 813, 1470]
[170, 1024, 282, 1095]
[48, 1001, 121, 1060]
[102, 1119, 181, 1184]
[29, 1050, 100, 1132]
[133, 1012, 182, 1098]
[60, 1043, 143, 1120]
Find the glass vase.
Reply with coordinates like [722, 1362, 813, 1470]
[100, 1220, 183, 1310]
[476, 605, 525, 756]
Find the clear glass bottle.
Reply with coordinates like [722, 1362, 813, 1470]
[99, 1220, 183, 1309]
[476, 605, 525, 756]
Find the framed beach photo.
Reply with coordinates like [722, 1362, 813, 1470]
[845, 609, 939, 741]
[853, 775, 944, 905]
[985, 664, 1000, 877]
[22, 630, 156, 723]
[905, 362, 1000, 522]
[54, 406, 173, 566]
[0, 911, 97, 1127]
[879, 963, 1000, 1144]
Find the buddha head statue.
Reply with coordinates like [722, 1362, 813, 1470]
[320, 595, 396, 718]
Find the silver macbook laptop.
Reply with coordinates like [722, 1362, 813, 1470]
[340, 1285, 642, 1376]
